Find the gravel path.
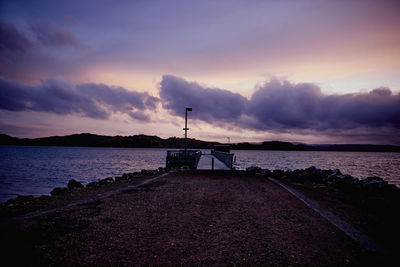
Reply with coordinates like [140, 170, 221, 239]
[1, 171, 380, 266]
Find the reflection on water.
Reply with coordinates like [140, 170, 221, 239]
[1, 146, 399, 202]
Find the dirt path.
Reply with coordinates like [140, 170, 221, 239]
[268, 177, 384, 256]
[1, 171, 382, 266]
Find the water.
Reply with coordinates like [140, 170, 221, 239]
[232, 150, 400, 186]
[1, 146, 400, 202]
[0, 146, 167, 202]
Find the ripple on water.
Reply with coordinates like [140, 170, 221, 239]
[0, 147, 399, 202]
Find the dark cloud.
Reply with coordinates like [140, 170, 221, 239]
[0, 20, 34, 79]
[0, 20, 32, 53]
[160, 75, 247, 122]
[0, 78, 158, 121]
[29, 23, 85, 48]
[0, 20, 87, 82]
[160, 75, 400, 139]
[247, 80, 400, 131]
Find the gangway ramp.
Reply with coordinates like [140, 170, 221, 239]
[197, 154, 230, 170]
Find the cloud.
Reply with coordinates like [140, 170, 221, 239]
[0, 78, 158, 121]
[160, 75, 400, 139]
[0, 20, 32, 53]
[160, 75, 247, 122]
[0, 20, 87, 82]
[29, 22, 85, 48]
[0, 20, 34, 79]
[247, 80, 400, 131]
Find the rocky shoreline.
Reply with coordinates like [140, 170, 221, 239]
[1, 168, 166, 219]
[0, 165, 397, 227]
[2, 166, 399, 216]
[247, 165, 399, 189]
[246, 166, 400, 204]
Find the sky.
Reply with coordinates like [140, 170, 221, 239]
[1, 0, 399, 144]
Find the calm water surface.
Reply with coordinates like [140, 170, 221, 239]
[1, 146, 399, 202]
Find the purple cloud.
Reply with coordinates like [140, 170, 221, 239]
[0, 78, 158, 121]
[29, 22, 85, 48]
[247, 80, 400, 131]
[160, 75, 400, 137]
[0, 20, 88, 82]
[0, 20, 32, 53]
[160, 75, 247, 122]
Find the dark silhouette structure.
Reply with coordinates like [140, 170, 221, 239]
[184, 107, 192, 158]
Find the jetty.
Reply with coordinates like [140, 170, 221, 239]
[166, 107, 235, 170]
[166, 145, 235, 170]
[1, 170, 395, 266]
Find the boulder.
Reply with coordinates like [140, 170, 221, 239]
[86, 181, 100, 188]
[50, 187, 68, 196]
[38, 195, 51, 201]
[260, 169, 271, 176]
[359, 177, 388, 189]
[123, 172, 142, 180]
[305, 166, 328, 181]
[323, 169, 343, 184]
[67, 179, 84, 189]
[271, 169, 285, 178]
[99, 177, 114, 186]
[6, 195, 35, 206]
[246, 166, 261, 173]
[115, 176, 125, 182]
[141, 169, 156, 175]
[324, 169, 358, 187]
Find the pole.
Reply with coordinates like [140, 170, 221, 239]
[184, 108, 188, 157]
[183, 107, 192, 159]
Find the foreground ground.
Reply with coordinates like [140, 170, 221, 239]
[0, 171, 394, 266]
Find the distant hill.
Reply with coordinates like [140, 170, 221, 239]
[310, 144, 400, 152]
[230, 141, 400, 152]
[0, 133, 218, 149]
[230, 141, 312, 151]
[1, 133, 399, 152]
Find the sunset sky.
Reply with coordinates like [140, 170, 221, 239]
[1, 0, 400, 144]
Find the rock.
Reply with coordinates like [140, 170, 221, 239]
[6, 195, 35, 206]
[359, 177, 388, 189]
[271, 169, 285, 178]
[67, 179, 84, 189]
[260, 169, 271, 176]
[141, 169, 156, 175]
[99, 177, 114, 186]
[115, 176, 125, 182]
[38, 195, 51, 201]
[305, 166, 320, 173]
[122, 172, 142, 180]
[324, 169, 358, 188]
[323, 169, 343, 184]
[86, 181, 100, 188]
[246, 166, 261, 173]
[50, 187, 68, 196]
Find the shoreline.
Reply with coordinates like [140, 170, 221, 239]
[2, 165, 399, 206]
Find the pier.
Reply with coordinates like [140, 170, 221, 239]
[166, 147, 234, 170]
[165, 107, 235, 171]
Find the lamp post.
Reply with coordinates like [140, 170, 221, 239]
[184, 107, 192, 158]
